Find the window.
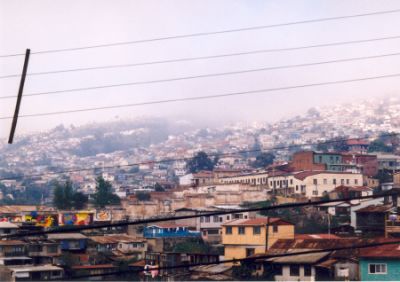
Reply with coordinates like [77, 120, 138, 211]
[304, 265, 312, 276]
[272, 225, 278, 233]
[205, 216, 210, 223]
[28, 245, 43, 252]
[253, 226, 261, 235]
[313, 179, 318, 185]
[200, 217, 204, 223]
[274, 265, 283, 275]
[346, 179, 350, 185]
[355, 179, 358, 185]
[219, 217, 223, 222]
[47, 245, 58, 254]
[369, 263, 387, 274]
[290, 179, 293, 185]
[246, 248, 255, 257]
[333, 179, 337, 185]
[290, 265, 300, 276]
[323, 179, 327, 185]
[213, 215, 219, 222]
[238, 227, 245, 235]
[203, 230, 207, 236]
[207, 229, 219, 235]
[226, 227, 232, 234]
[341, 179, 345, 185]
[227, 216, 230, 220]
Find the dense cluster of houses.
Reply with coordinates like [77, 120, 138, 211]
[1, 144, 400, 281]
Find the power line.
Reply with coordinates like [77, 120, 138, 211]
[2, 52, 400, 99]
[1, 8, 399, 58]
[1, 72, 400, 119]
[2, 192, 397, 239]
[62, 239, 400, 280]
[0, 132, 397, 182]
[1, 35, 400, 80]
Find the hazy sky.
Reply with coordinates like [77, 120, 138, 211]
[1, 0, 400, 138]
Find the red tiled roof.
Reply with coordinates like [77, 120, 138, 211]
[334, 185, 372, 192]
[346, 139, 369, 146]
[293, 171, 356, 180]
[193, 171, 214, 178]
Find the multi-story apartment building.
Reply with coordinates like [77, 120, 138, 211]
[268, 171, 364, 198]
[221, 217, 294, 261]
[219, 171, 269, 186]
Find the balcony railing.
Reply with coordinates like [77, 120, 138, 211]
[144, 230, 201, 238]
[4, 251, 27, 257]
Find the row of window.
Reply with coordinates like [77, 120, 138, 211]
[200, 213, 248, 223]
[223, 177, 268, 185]
[313, 178, 359, 185]
[270, 178, 360, 188]
[225, 225, 278, 235]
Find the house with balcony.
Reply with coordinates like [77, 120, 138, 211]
[47, 233, 88, 252]
[0, 265, 64, 281]
[26, 239, 61, 265]
[145, 251, 219, 278]
[0, 240, 32, 267]
[355, 205, 394, 236]
[143, 223, 201, 239]
[0, 222, 19, 235]
[88, 234, 148, 262]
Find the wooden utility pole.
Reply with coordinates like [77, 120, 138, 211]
[8, 49, 30, 144]
[265, 216, 271, 252]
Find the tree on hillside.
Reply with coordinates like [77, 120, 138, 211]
[316, 136, 349, 152]
[93, 176, 120, 208]
[368, 140, 393, 153]
[53, 180, 88, 210]
[53, 181, 73, 210]
[136, 192, 151, 201]
[154, 183, 165, 192]
[72, 192, 88, 210]
[251, 152, 275, 168]
[186, 151, 215, 173]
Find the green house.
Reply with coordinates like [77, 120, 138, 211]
[359, 242, 400, 281]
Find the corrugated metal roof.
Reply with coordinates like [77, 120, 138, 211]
[267, 249, 330, 264]
[89, 235, 146, 244]
[355, 204, 393, 213]
[360, 240, 400, 258]
[0, 240, 26, 245]
[48, 233, 87, 240]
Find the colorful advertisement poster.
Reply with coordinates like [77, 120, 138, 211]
[94, 210, 112, 221]
[59, 212, 93, 226]
[24, 212, 59, 227]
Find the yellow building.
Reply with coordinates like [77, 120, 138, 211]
[222, 217, 294, 261]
